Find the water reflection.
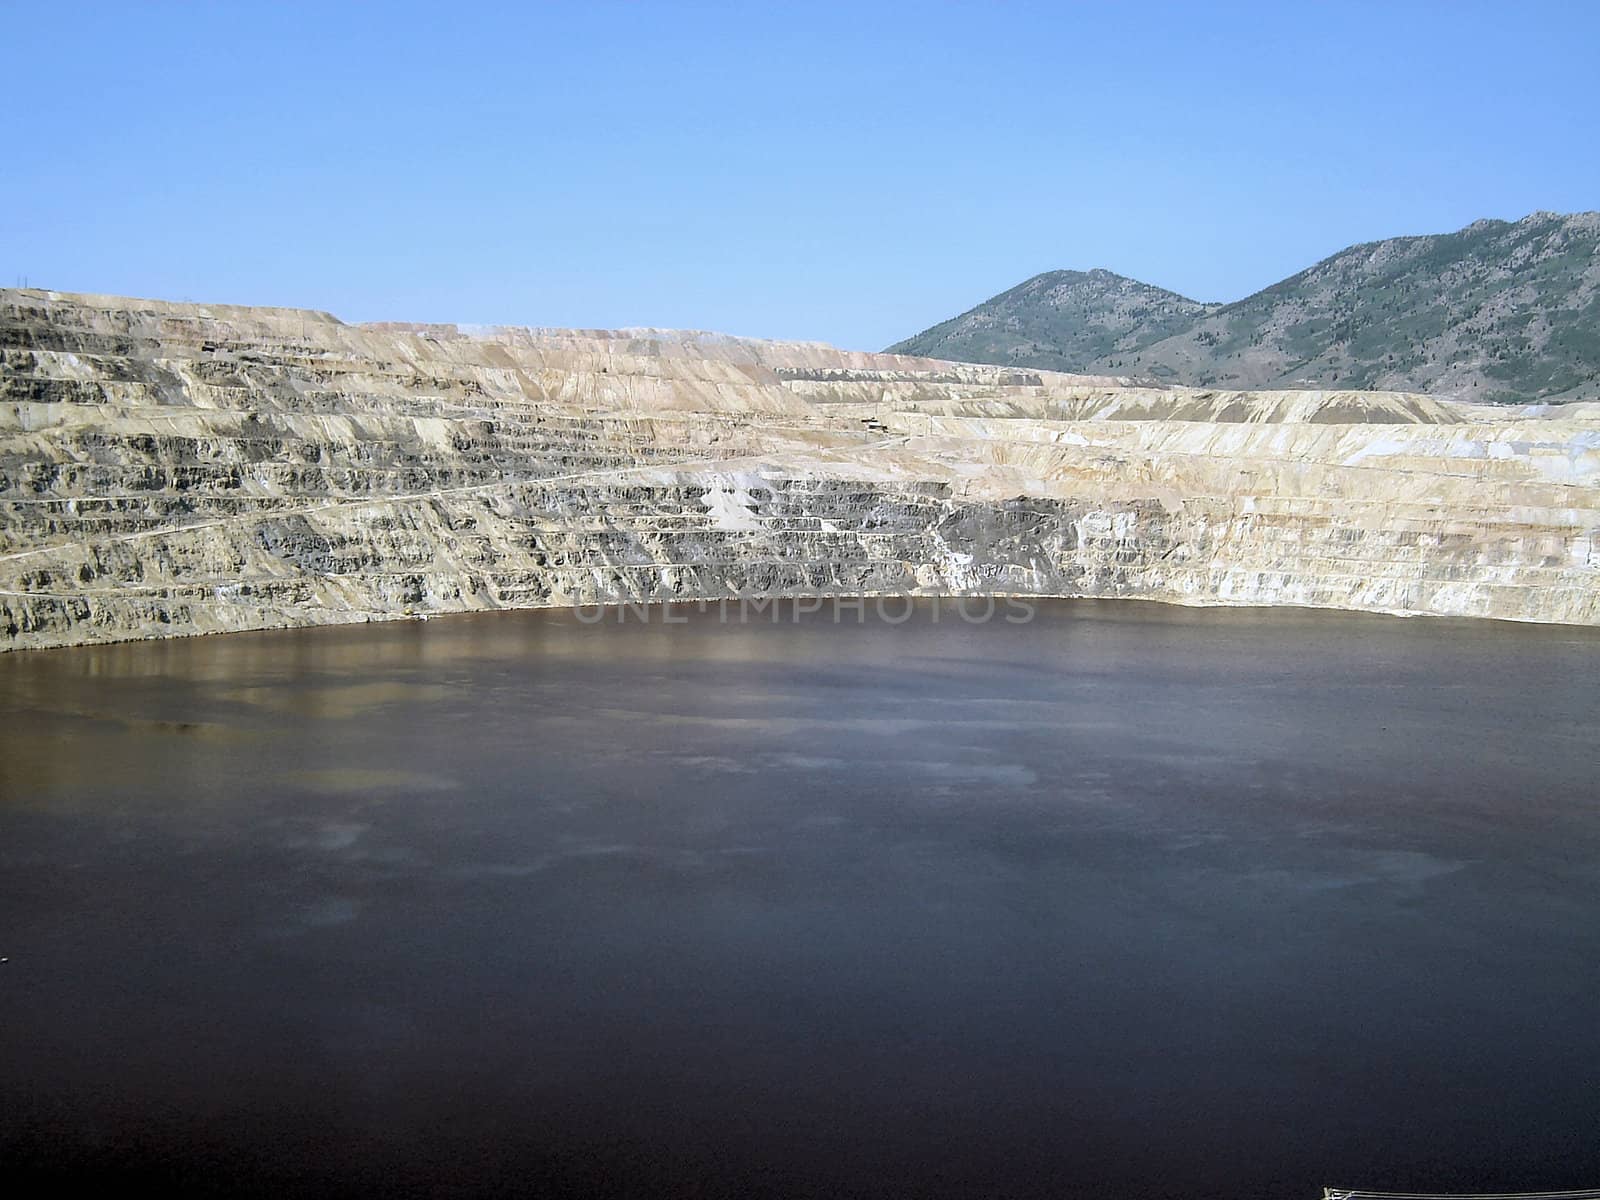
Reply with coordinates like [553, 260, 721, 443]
[1, 601, 1598, 1197]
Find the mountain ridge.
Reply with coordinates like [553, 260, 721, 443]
[888, 212, 1600, 402]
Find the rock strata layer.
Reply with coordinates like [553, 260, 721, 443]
[2, 288, 1598, 650]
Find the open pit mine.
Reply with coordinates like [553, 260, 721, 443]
[2, 287, 1598, 651]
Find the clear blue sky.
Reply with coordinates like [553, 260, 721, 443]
[8, 1, 1599, 349]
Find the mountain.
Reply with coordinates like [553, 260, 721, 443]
[888, 212, 1600, 402]
[886, 269, 1218, 375]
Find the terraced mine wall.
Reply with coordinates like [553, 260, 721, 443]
[2, 288, 1598, 651]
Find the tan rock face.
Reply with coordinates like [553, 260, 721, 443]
[2, 288, 1597, 651]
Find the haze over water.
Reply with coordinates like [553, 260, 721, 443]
[2, 601, 1597, 1197]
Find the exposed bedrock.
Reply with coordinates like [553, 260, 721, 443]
[2, 288, 1597, 650]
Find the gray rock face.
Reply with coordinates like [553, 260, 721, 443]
[3, 288, 1598, 650]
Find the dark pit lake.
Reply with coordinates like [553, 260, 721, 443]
[2, 600, 1598, 1198]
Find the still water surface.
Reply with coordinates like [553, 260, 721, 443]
[2, 601, 1598, 1197]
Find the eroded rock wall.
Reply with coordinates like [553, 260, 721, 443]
[3, 288, 1597, 650]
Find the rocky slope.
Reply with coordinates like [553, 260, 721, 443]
[3, 287, 1598, 651]
[889, 211, 1600, 402]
